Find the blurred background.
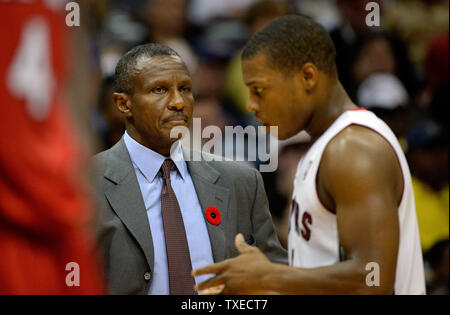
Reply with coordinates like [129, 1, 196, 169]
[1, 0, 448, 294]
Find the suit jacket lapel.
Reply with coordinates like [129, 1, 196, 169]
[104, 139, 155, 272]
[102, 141, 230, 270]
[186, 159, 230, 263]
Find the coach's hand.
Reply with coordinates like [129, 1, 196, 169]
[192, 233, 275, 294]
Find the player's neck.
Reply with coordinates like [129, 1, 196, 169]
[306, 81, 356, 142]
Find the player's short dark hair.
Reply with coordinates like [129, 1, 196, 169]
[242, 15, 337, 75]
[114, 43, 180, 94]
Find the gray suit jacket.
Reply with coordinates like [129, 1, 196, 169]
[90, 138, 287, 295]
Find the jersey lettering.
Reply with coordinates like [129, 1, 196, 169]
[301, 212, 312, 241]
[290, 200, 313, 241]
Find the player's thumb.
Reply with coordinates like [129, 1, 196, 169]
[235, 233, 252, 254]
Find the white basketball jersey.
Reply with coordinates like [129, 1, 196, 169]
[288, 109, 426, 295]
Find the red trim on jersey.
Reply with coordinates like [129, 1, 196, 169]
[349, 107, 367, 111]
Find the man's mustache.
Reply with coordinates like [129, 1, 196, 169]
[163, 114, 189, 123]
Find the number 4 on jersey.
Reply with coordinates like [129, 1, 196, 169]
[7, 17, 55, 121]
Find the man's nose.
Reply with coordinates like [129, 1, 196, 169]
[246, 99, 259, 113]
[167, 89, 185, 111]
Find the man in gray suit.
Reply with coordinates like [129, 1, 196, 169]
[90, 43, 286, 295]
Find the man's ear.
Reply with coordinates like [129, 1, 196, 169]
[297, 62, 318, 92]
[113, 92, 132, 118]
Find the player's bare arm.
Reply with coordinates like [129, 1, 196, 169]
[193, 125, 403, 294]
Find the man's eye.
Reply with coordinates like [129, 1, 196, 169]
[152, 87, 167, 94]
[180, 86, 191, 93]
[253, 87, 264, 96]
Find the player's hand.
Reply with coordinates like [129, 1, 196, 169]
[192, 233, 275, 294]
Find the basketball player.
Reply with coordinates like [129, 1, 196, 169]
[0, 1, 105, 293]
[192, 15, 425, 294]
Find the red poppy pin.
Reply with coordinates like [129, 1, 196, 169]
[205, 206, 221, 226]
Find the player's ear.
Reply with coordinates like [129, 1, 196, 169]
[297, 62, 318, 92]
[113, 92, 132, 118]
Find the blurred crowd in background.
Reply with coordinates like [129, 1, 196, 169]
[69, 0, 448, 294]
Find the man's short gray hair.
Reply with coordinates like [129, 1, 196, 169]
[114, 43, 180, 94]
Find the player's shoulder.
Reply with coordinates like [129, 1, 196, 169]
[321, 124, 399, 178]
[326, 125, 391, 156]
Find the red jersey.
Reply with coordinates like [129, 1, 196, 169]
[0, 0, 105, 294]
